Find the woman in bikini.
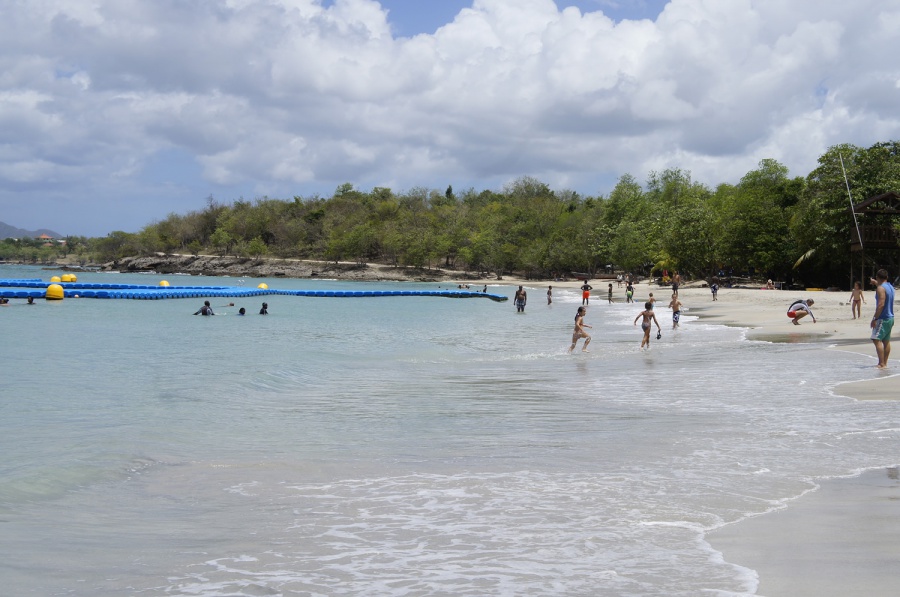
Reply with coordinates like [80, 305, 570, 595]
[633, 301, 661, 349]
[849, 281, 865, 320]
[568, 306, 592, 353]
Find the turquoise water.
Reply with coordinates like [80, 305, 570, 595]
[1, 264, 898, 596]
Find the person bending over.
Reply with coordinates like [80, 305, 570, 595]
[787, 299, 815, 325]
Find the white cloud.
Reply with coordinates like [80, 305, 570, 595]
[1, 0, 899, 235]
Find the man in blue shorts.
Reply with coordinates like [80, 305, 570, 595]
[514, 286, 527, 313]
[870, 269, 895, 369]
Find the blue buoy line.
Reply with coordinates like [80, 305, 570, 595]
[0, 279, 508, 302]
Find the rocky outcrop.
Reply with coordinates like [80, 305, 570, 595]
[103, 254, 476, 282]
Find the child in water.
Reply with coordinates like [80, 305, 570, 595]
[633, 301, 661, 349]
[568, 306, 592, 353]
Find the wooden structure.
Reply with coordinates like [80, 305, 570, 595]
[849, 191, 900, 284]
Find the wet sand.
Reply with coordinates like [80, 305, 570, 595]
[710, 468, 900, 596]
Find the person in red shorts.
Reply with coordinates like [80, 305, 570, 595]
[787, 298, 815, 325]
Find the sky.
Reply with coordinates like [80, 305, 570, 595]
[1, 0, 898, 237]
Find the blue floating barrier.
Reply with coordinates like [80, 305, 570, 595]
[0, 278, 509, 302]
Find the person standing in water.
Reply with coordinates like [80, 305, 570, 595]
[634, 301, 661, 349]
[850, 281, 866, 320]
[259, 302, 268, 315]
[568, 306, 592, 353]
[514, 286, 527, 313]
[547, 285, 553, 305]
[669, 293, 683, 329]
[625, 282, 634, 303]
[870, 269, 894, 369]
[608, 283, 613, 304]
[580, 281, 593, 305]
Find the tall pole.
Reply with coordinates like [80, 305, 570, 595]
[840, 153, 864, 287]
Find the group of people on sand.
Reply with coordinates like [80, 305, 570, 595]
[193, 300, 268, 316]
[529, 267, 895, 367]
[786, 269, 894, 369]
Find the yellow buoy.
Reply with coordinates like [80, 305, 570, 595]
[68, 274, 77, 282]
[61, 273, 75, 282]
[257, 283, 269, 289]
[159, 280, 170, 287]
[46, 284, 64, 300]
[50, 276, 61, 283]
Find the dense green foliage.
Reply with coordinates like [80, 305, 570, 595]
[0, 235, 93, 265]
[4, 141, 898, 287]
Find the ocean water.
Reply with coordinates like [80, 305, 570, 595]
[1, 264, 898, 596]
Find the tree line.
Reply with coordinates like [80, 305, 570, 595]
[5, 141, 898, 287]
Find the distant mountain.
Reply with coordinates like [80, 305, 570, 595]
[0, 221, 64, 239]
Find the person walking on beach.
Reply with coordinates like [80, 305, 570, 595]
[547, 285, 553, 305]
[870, 269, 894, 369]
[669, 293, 683, 329]
[711, 281, 719, 301]
[634, 301, 661, 349]
[850, 281, 866, 320]
[608, 283, 613, 304]
[568, 306, 592, 353]
[672, 272, 681, 297]
[194, 300, 215, 316]
[580, 281, 593, 305]
[787, 298, 815, 325]
[514, 286, 527, 313]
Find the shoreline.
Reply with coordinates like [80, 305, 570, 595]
[659, 282, 899, 595]
[651, 281, 898, 402]
[710, 467, 900, 597]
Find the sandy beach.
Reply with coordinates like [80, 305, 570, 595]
[524, 277, 899, 596]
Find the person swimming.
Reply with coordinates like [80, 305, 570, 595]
[193, 300, 215, 316]
[259, 302, 268, 315]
